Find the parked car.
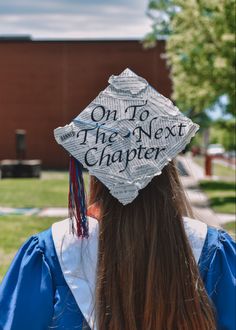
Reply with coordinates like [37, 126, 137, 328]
[206, 144, 225, 156]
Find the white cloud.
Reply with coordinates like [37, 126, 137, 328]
[0, 1, 152, 39]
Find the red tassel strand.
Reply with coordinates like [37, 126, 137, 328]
[68, 156, 88, 238]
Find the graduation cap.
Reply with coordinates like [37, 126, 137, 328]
[54, 68, 199, 238]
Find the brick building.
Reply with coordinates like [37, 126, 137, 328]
[0, 39, 172, 168]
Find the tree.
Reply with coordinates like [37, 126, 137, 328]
[145, 0, 235, 116]
[210, 119, 236, 150]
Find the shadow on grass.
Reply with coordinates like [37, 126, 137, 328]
[210, 196, 236, 207]
[199, 180, 235, 213]
[200, 181, 236, 191]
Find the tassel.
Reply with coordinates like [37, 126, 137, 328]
[68, 155, 89, 238]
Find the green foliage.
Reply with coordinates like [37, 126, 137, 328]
[194, 156, 236, 179]
[146, 0, 236, 116]
[210, 119, 236, 150]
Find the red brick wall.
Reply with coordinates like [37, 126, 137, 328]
[0, 40, 172, 168]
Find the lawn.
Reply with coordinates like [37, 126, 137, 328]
[0, 172, 89, 208]
[194, 156, 235, 180]
[213, 162, 236, 178]
[0, 171, 90, 281]
[199, 180, 236, 214]
[0, 216, 58, 281]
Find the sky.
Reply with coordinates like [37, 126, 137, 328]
[206, 95, 233, 121]
[0, 0, 152, 39]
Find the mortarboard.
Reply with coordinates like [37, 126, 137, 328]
[54, 68, 199, 237]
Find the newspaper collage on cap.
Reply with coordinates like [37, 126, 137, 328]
[54, 68, 199, 205]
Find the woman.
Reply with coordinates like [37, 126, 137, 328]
[0, 69, 235, 329]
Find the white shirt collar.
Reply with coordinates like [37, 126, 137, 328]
[52, 216, 207, 329]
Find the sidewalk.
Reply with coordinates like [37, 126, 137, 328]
[178, 155, 235, 227]
[213, 158, 236, 170]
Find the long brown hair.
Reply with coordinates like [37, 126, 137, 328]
[89, 161, 215, 329]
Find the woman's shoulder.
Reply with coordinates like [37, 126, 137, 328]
[32, 225, 53, 252]
[6, 226, 54, 266]
[183, 216, 235, 265]
[50, 216, 232, 263]
[20, 225, 57, 271]
[35, 216, 234, 275]
[21, 217, 99, 281]
[27, 216, 98, 254]
[193, 221, 236, 329]
[198, 223, 235, 273]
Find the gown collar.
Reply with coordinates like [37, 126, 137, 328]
[52, 216, 207, 329]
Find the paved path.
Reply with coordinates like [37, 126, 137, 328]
[178, 155, 235, 227]
[213, 158, 236, 170]
[0, 206, 68, 218]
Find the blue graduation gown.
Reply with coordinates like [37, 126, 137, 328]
[0, 217, 235, 330]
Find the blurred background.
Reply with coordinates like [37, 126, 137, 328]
[0, 0, 235, 280]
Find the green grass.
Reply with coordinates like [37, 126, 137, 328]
[0, 216, 58, 281]
[0, 172, 89, 208]
[194, 156, 235, 179]
[213, 162, 236, 178]
[0, 171, 89, 281]
[200, 180, 236, 214]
